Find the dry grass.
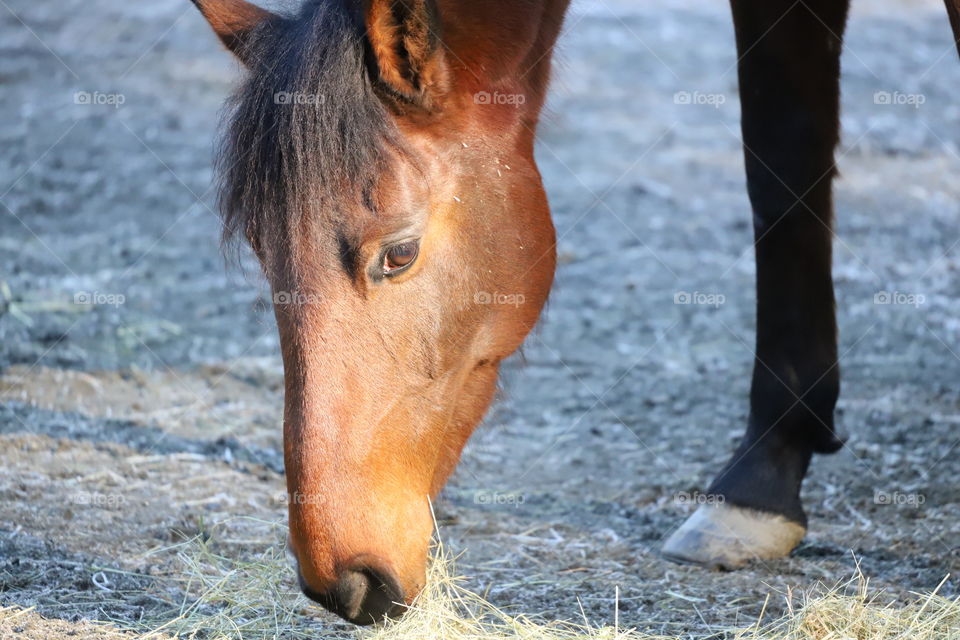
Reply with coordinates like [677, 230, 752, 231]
[143, 519, 323, 640]
[133, 519, 959, 640]
[731, 573, 959, 640]
[2, 521, 956, 640]
[0, 605, 150, 640]
[363, 546, 960, 640]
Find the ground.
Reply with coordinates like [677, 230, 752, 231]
[1, 0, 958, 638]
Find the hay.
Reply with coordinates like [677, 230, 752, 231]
[143, 519, 323, 640]
[365, 544, 960, 640]
[368, 541, 658, 640]
[145, 520, 959, 640]
[731, 573, 960, 640]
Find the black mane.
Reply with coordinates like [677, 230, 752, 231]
[218, 0, 390, 250]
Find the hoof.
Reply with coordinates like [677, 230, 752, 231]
[661, 503, 805, 570]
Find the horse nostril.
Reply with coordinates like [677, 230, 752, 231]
[300, 561, 405, 626]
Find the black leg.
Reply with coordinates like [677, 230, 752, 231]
[945, 0, 960, 58]
[664, 0, 850, 568]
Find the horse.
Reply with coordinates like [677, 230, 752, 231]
[189, 0, 960, 626]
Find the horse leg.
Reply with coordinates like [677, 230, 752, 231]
[663, 0, 850, 568]
[945, 1, 960, 57]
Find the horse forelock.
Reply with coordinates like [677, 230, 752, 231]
[217, 0, 393, 263]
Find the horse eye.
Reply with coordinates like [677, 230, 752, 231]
[383, 240, 420, 276]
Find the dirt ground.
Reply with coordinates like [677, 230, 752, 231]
[1, 0, 959, 637]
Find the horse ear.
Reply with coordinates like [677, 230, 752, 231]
[364, 0, 449, 110]
[191, 0, 275, 65]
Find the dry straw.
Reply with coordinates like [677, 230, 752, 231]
[140, 519, 959, 640]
